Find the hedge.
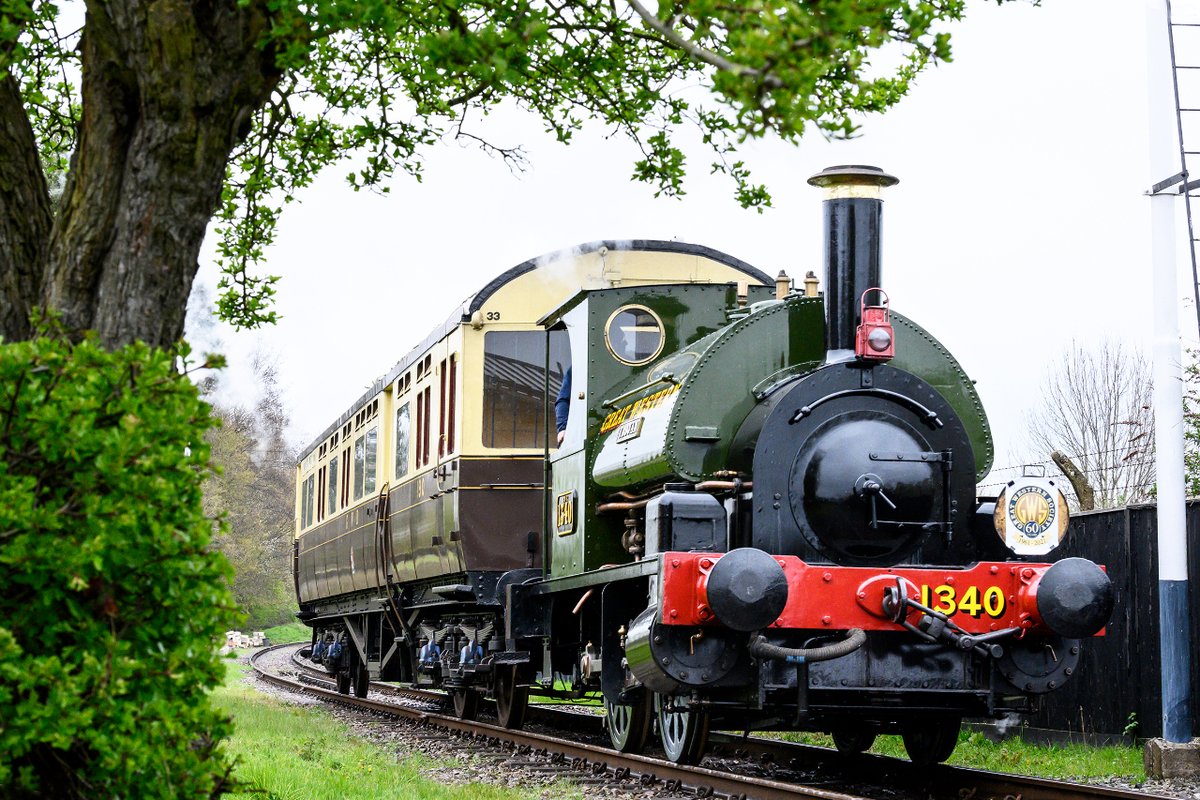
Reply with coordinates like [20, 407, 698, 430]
[0, 331, 237, 797]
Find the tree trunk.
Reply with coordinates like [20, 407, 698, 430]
[1052, 450, 1096, 511]
[32, 0, 280, 349]
[0, 72, 53, 343]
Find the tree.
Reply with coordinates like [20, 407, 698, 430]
[1026, 340, 1154, 510]
[2, 0, 995, 349]
[204, 354, 298, 628]
[1183, 351, 1200, 497]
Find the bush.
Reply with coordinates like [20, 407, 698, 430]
[0, 331, 237, 798]
[263, 621, 311, 645]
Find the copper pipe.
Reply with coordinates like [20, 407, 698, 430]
[695, 480, 753, 492]
[572, 588, 596, 615]
[599, 483, 751, 512]
[596, 499, 650, 512]
[572, 564, 619, 615]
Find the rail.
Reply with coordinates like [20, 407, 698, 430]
[252, 644, 1167, 800]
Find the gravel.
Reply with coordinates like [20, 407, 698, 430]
[243, 645, 1200, 799]
[1092, 773, 1200, 799]
[243, 646, 688, 799]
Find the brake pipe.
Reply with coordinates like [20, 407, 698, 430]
[749, 629, 866, 665]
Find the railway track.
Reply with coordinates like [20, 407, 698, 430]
[285, 645, 609, 733]
[252, 643, 1167, 800]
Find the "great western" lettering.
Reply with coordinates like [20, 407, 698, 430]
[599, 384, 681, 434]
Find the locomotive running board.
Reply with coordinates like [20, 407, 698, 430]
[524, 559, 659, 596]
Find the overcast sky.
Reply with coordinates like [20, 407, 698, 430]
[189, 0, 1190, 489]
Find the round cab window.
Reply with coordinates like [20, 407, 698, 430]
[605, 305, 664, 365]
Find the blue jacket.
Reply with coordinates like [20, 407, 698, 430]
[555, 367, 572, 433]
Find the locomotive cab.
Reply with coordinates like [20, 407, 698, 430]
[540, 280, 775, 576]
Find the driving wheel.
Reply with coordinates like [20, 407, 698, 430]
[656, 693, 709, 765]
[902, 717, 960, 765]
[831, 725, 877, 754]
[605, 687, 651, 753]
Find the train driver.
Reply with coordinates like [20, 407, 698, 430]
[555, 367, 571, 446]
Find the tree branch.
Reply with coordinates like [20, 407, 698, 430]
[1051, 451, 1095, 511]
[625, 0, 783, 88]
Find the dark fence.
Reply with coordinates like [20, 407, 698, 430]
[1021, 500, 1200, 741]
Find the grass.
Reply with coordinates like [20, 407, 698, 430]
[214, 661, 572, 800]
[778, 729, 1145, 782]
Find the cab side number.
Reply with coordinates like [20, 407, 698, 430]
[555, 490, 576, 535]
[919, 584, 1005, 619]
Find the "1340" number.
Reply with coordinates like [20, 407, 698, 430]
[919, 584, 1006, 618]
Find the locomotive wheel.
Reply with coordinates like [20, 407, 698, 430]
[901, 717, 961, 766]
[494, 666, 528, 730]
[452, 689, 479, 720]
[335, 669, 351, 695]
[831, 726, 876, 754]
[604, 687, 651, 753]
[353, 663, 370, 698]
[655, 693, 709, 765]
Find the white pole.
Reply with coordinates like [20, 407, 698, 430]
[1146, 0, 1192, 743]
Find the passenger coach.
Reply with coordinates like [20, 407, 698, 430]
[293, 243, 772, 698]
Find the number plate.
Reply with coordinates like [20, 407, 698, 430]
[614, 417, 644, 443]
[555, 490, 576, 536]
[919, 583, 1007, 619]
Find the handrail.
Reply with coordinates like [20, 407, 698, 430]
[600, 373, 677, 409]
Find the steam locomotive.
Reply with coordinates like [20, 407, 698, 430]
[293, 165, 1112, 766]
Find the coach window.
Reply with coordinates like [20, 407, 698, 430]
[300, 476, 309, 529]
[482, 330, 569, 448]
[341, 448, 350, 507]
[419, 386, 432, 467]
[364, 427, 378, 495]
[327, 457, 338, 515]
[353, 435, 365, 501]
[416, 392, 425, 466]
[317, 466, 326, 522]
[395, 403, 410, 479]
[439, 354, 457, 458]
[301, 474, 315, 529]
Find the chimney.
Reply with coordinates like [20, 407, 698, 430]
[806, 165, 898, 360]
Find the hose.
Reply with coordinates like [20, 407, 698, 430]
[749, 629, 867, 665]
